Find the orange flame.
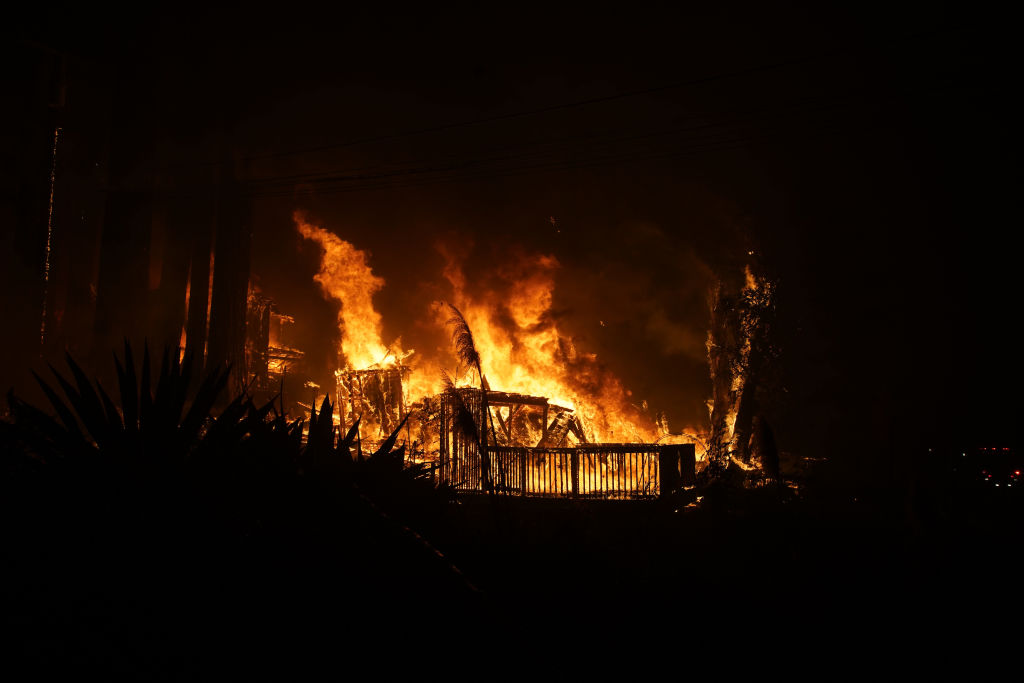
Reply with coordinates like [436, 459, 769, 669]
[437, 245, 656, 443]
[294, 213, 661, 445]
[294, 212, 396, 370]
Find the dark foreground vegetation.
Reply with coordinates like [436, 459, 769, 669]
[1, 346, 479, 677]
[3, 347, 1019, 676]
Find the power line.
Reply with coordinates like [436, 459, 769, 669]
[242, 79, 975, 198]
[193, 24, 952, 169]
[246, 92, 862, 188]
[247, 123, 830, 199]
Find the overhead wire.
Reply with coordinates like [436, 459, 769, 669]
[244, 80, 979, 199]
[164, 24, 955, 172]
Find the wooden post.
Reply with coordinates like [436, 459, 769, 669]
[347, 376, 357, 433]
[356, 374, 365, 434]
[438, 392, 444, 484]
[336, 382, 346, 433]
[679, 443, 697, 487]
[519, 447, 527, 495]
[571, 449, 580, 498]
[659, 445, 681, 500]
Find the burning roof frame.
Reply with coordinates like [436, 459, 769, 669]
[438, 386, 695, 499]
[335, 363, 412, 440]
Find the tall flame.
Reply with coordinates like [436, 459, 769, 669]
[294, 213, 658, 444]
[294, 212, 393, 370]
[437, 246, 656, 443]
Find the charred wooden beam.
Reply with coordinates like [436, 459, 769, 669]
[538, 411, 572, 448]
[567, 415, 588, 444]
[495, 405, 511, 443]
[484, 391, 550, 407]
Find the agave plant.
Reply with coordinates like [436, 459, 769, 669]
[1, 347, 477, 666]
[8, 343, 233, 470]
[302, 393, 446, 512]
[4, 342, 453, 537]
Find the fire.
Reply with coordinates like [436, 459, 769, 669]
[294, 213, 661, 447]
[706, 261, 775, 470]
[294, 212, 396, 370]
[437, 246, 657, 443]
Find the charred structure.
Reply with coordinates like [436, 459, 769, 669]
[336, 364, 410, 439]
[245, 288, 305, 394]
[436, 386, 693, 499]
[439, 387, 585, 454]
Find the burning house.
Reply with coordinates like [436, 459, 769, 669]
[440, 387, 584, 453]
[9, 14, 1008, 659]
[6, 41, 745, 501]
[290, 211, 705, 498]
[438, 385, 695, 498]
[335, 361, 411, 440]
[245, 287, 305, 393]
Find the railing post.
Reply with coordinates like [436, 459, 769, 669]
[571, 449, 580, 498]
[439, 393, 447, 486]
[659, 445, 680, 500]
[679, 443, 697, 487]
[519, 448, 527, 495]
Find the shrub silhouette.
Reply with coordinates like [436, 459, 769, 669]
[4, 341, 450, 522]
[1, 342, 471, 613]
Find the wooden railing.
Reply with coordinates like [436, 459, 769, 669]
[440, 443, 696, 500]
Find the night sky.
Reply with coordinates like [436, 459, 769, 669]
[4, 4, 1016, 473]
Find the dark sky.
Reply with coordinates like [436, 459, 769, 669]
[8, 4, 1017, 461]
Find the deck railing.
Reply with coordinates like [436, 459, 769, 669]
[441, 443, 696, 500]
